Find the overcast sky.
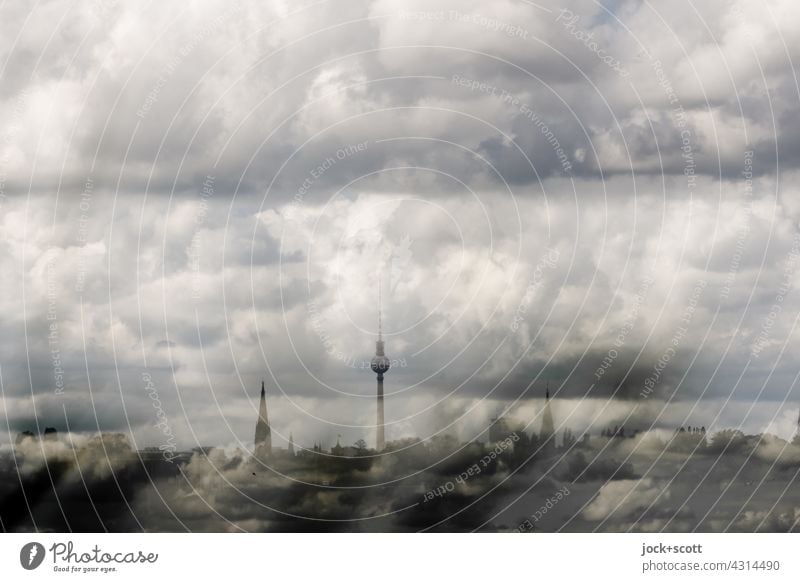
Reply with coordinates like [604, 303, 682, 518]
[2, 0, 800, 451]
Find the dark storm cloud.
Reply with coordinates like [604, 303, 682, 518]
[5, 428, 800, 532]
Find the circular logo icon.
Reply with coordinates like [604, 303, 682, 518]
[20, 542, 46, 570]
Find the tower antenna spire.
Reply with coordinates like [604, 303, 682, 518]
[378, 272, 383, 341]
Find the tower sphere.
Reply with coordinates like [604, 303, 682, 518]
[371, 353, 390, 375]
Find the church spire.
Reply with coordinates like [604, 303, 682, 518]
[539, 382, 555, 452]
[254, 380, 271, 458]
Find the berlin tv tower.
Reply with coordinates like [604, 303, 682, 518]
[370, 280, 390, 451]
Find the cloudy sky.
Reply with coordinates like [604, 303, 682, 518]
[2, 0, 800, 453]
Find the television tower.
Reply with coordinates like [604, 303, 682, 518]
[370, 281, 390, 451]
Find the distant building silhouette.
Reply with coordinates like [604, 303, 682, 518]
[599, 425, 639, 439]
[539, 385, 555, 451]
[489, 415, 514, 443]
[562, 427, 576, 449]
[254, 380, 271, 458]
[14, 431, 35, 445]
[14, 428, 59, 445]
[331, 435, 360, 457]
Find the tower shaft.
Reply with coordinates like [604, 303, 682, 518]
[377, 374, 385, 451]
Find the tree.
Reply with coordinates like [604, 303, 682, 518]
[353, 439, 368, 451]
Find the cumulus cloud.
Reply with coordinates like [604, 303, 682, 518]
[0, 0, 799, 507]
[583, 478, 663, 521]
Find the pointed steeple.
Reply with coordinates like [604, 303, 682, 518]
[539, 382, 555, 450]
[288, 432, 295, 456]
[254, 380, 271, 458]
